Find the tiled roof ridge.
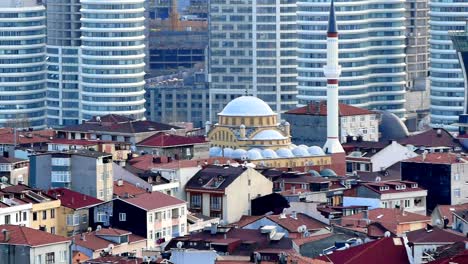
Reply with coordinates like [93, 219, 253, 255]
[343, 237, 389, 264]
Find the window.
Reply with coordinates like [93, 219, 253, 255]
[66, 214, 80, 226]
[149, 230, 153, 240]
[4, 215, 10, 224]
[454, 174, 460, 181]
[191, 194, 202, 208]
[155, 212, 161, 221]
[119, 213, 126, 221]
[180, 207, 185, 216]
[42, 211, 47, 220]
[82, 214, 87, 224]
[210, 196, 222, 210]
[149, 214, 153, 223]
[404, 199, 411, 208]
[50, 209, 55, 219]
[45, 252, 55, 264]
[382, 201, 388, 208]
[248, 179, 251, 186]
[181, 223, 185, 234]
[97, 212, 107, 222]
[454, 188, 461, 198]
[59, 250, 67, 262]
[22, 212, 27, 222]
[50, 227, 55, 234]
[36, 254, 43, 264]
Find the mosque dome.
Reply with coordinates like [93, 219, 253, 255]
[320, 168, 337, 177]
[232, 149, 248, 160]
[209, 147, 223, 157]
[223, 147, 234, 158]
[252, 130, 287, 140]
[247, 149, 263, 160]
[308, 146, 325, 156]
[292, 146, 309, 157]
[276, 148, 294, 158]
[219, 96, 276, 117]
[376, 110, 409, 140]
[309, 170, 321, 177]
[262, 149, 278, 159]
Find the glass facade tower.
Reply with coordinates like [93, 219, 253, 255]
[429, 0, 468, 130]
[0, 0, 47, 129]
[297, 0, 407, 118]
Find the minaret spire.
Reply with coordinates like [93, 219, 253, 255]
[323, 0, 344, 154]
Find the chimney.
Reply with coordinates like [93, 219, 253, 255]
[437, 129, 442, 137]
[117, 179, 123, 186]
[2, 229, 10, 242]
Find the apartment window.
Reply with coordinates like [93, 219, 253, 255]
[210, 196, 222, 210]
[50, 227, 55, 234]
[96, 212, 107, 222]
[162, 227, 167, 237]
[454, 189, 461, 198]
[4, 215, 10, 224]
[382, 202, 388, 208]
[181, 223, 185, 234]
[98, 190, 104, 199]
[454, 174, 460, 181]
[66, 214, 80, 226]
[155, 212, 161, 221]
[45, 252, 55, 264]
[149, 214, 153, 223]
[50, 209, 55, 219]
[59, 250, 67, 262]
[42, 211, 47, 220]
[248, 179, 251, 186]
[22, 212, 27, 222]
[190, 194, 202, 208]
[149, 230, 153, 240]
[404, 199, 411, 208]
[180, 207, 185, 216]
[119, 213, 126, 221]
[82, 214, 87, 224]
[36, 254, 43, 264]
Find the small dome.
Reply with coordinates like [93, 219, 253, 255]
[223, 148, 234, 158]
[308, 146, 325, 156]
[276, 148, 294, 158]
[262, 149, 278, 159]
[252, 130, 287, 140]
[240, 124, 246, 129]
[219, 96, 275, 117]
[320, 168, 337, 177]
[309, 170, 321, 177]
[292, 147, 309, 157]
[247, 149, 263, 160]
[232, 149, 248, 160]
[209, 147, 223, 157]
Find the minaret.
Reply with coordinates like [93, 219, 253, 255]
[323, 0, 344, 154]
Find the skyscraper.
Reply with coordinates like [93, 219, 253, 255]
[208, 0, 297, 121]
[429, 0, 468, 130]
[46, 0, 147, 126]
[0, 0, 47, 129]
[297, 0, 407, 118]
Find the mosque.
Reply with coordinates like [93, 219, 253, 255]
[206, 0, 346, 175]
[206, 96, 345, 175]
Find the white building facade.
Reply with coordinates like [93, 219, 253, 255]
[0, 0, 47, 129]
[208, 0, 298, 120]
[429, 0, 468, 130]
[297, 0, 407, 118]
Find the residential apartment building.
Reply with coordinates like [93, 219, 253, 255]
[343, 181, 428, 215]
[112, 191, 187, 249]
[185, 165, 273, 223]
[0, 155, 29, 185]
[29, 149, 114, 202]
[2, 185, 60, 234]
[208, 0, 297, 119]
[297, 0, 407, 118]
[0, 0, 47, 129]
[429, 0, 468, 130]
[401, 152, 468, 211]
[46, 0, 147, 126]
[47, 188, 104, 237]
[284, 102, 380, 146]
[0, 225, 71, 264]
[0, 191, 32, 226]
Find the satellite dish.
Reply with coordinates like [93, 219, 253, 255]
[87, 227, 92, 232]
[355, 238, 363, 245]
[150, 256, 157, 261]
[384, 231, 391, 237]
[176, 241, 183, 249]
[143, 256, 149, 262]
[96, 225, 102, 231]
[108, 244, 114, 250]
[0, 176, 7, 183]
[375, 176, 381, 182]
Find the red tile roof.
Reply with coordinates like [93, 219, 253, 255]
[340, 208, 431, 234]
[361, 181, 426, 195]
[113, 180, 147, 198]
[0, 224, 70, 247]
[403, 152, 468, 164]
[285, 101, 376, 117]
[120, 191, 186, 211]
[0, 128, 55, 145]
[428, 250, 468, 264]
[84, 255, 144, 264]
[434, 203, 468, 227]
[293, 233, 334, 246]
[315, 237, 410, 264]
[49, 138, 100, 146]
[47, 188, 104, 210]
[265, 213, 327, 232]
[72, 228, 145, 251]
[398, 128, 462, 149]
[406, 226, 466, 244]
[137, 132, 207, 147]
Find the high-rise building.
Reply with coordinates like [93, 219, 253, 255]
[46, 0, 147, 126]
[46, 0, 82, 126]
[297, 0, 407, 118]
[429, 0, 468, 130]
[208, 0, 297, 121]
[0, 0, 47, 129]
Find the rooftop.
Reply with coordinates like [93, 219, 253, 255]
[237, 213, 327, 233]
[120, 191, 186, 211]
[83, 256, 144, 264]
[58, 114, 181, 134]
[315, 237, 410, 264]
[72, 228, 145, 251]
[137, 132, 207, 147]
[360, 181, 425, 195]
[397, 128, 462, 149]
[113, 180, 147, 198]
[47, 188, 104, 210]
[0, 156, 27, 164]
[434, 203, 468, 227]
[403, 152, 468, 165]
[185, 165, 250, 192]
[285, 101, 376, 117]
[406, 226, 466, 244]
[0, 224, 70, 247]
[0, 128, 54, 145]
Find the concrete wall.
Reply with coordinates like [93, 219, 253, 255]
[0, 204, 32, 226]
[29, 155, 52, 190]
[29, 242, 71, 264]
[370, 141, 417, 172]
[450, 163, 468, 206]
